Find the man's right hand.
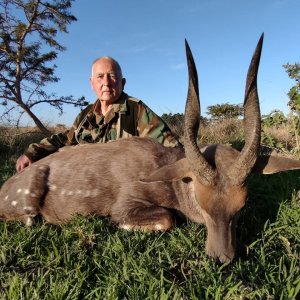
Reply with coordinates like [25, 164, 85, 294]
[16, 155, 33, 173]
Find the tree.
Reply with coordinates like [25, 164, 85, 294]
[261, 109, 287, 128]
[283, 62, 300, 152]
[161, 112, 208, 138]
[0, 0, 88, 134]
[206, 102, 243, 120]
[161, 112, 184, 127]
[161, 112, 185, 138]
[283, 63, 300, 114]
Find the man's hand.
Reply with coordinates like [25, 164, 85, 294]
[16, 155, 33, 173]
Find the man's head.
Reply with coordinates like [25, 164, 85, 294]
[90, 56, 126, 105]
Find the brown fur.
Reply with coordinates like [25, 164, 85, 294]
[1, 137, 299, 262]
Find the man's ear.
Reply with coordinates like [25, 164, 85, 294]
[90, 77, 95, 91]
[122, 77, 126, 89]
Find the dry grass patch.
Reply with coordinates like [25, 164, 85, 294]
[262, 124, 297, 149]
[199, 119, 244, 149]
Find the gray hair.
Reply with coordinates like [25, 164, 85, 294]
[91, 56, 123, 78]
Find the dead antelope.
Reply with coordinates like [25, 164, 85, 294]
[0, 34, 300, 263]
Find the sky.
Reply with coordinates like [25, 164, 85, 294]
[7, 0, 300, 126]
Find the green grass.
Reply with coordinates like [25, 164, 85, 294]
[0, 131, 300, 299]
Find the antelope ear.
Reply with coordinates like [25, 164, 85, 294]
[139, 158, 193, 183]
[252, 153, 300, 174]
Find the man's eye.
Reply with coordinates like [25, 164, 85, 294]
[109, 74, 117, 79]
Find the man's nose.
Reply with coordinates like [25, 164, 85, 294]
[103, 74, 110, 85]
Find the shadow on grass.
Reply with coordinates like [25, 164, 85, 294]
[236, 169, 300, 259]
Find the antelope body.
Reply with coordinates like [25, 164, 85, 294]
[1, 35, 300, 262]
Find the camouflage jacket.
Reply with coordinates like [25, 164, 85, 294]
[24, 92, 181, 162]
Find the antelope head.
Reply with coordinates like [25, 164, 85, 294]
[147, 34, 299, 262]
[182, 36, 263, 262]
[182, 34, 300, 262]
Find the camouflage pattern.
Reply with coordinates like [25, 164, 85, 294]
[24, 92, 181, 162]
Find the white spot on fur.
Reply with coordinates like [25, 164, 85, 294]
[24, 189, 30, 195]
[11, 201, 18, 206]
[4, 195, 8, 201]
[119, 224, 132, 230]
[17, 189, 22, 193]
[49, 185, 57, 191]
[67, 191, 73, 196]
[30, 193, 37, 198]
[155, 224, 164, 230]
[76, 190, 82, 195]
[25, 216, 34, 227]
[61, 189, 66, 195]
[23, 206, 34, 212]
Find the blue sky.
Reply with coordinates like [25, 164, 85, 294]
[17, 0, 300, 125]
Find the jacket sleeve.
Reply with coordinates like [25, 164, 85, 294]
[137, 102, 182, 148]
[24, 105, 93, 162]
[24, 132, 69, 162]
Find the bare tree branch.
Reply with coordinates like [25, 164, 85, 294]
[0, 0, 85, 134]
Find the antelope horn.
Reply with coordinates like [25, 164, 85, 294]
[227, 33, 264, 185]
[184, 40, 216, 185]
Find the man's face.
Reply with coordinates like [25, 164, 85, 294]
[90, 58, 126, 105]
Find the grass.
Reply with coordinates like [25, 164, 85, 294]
[0, 128, 299, 299]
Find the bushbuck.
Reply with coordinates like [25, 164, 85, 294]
[0, 34, 299, 262]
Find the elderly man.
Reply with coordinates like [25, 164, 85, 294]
[16, 56, 181, 172]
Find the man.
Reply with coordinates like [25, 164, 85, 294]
[16, 56, 181, 172]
